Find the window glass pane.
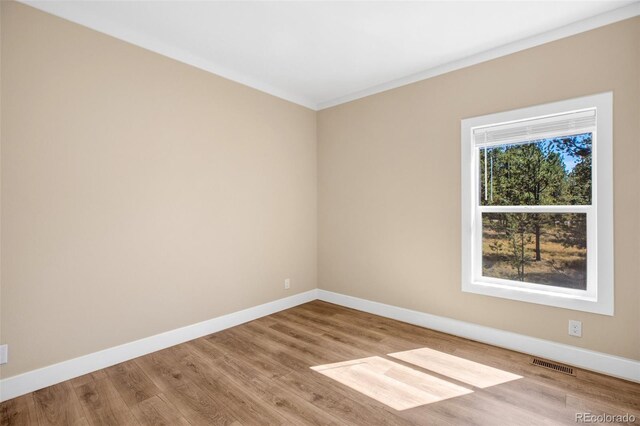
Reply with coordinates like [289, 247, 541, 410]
[482, 213, 587, 290]
[479, 133, 592, 206]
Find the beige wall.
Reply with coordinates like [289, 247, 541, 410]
[0, 2, 317, 378]
[318, 17, 640, 360]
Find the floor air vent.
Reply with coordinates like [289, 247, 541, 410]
[531, 358, 575, 376]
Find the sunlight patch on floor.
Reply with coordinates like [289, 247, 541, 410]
[310, 356, 473, 410]
[389, 347, 522, 388]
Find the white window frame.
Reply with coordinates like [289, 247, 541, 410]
[461, 92, 613, 315]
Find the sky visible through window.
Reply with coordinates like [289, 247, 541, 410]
[553, 133, 591, 172]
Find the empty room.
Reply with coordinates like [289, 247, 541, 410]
[1, 0, 639, 425]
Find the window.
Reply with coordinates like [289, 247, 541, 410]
[461, 93, 613, 315]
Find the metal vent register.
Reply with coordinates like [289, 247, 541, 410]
[531, 358, 575, 376]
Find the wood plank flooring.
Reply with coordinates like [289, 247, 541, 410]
[2, 301, 639, 425]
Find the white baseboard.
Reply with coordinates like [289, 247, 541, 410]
[3, 287, 637, 402]
[317, 289, 640, 383]
[0, 289, 319, 402]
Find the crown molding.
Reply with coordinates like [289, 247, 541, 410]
[317, 2, 640, 110]
[18, 2, 640, 111]
[19, 1, 318, 110]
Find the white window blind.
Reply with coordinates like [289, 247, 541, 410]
[473, 109, 596, 148]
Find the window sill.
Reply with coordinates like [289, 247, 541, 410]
[462, 280, 613, 316]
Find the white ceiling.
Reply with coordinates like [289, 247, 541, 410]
[23, 1, 640, 110]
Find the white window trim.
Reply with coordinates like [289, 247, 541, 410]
[461, 92, 614, 315]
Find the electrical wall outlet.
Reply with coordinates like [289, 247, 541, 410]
[0, 344, 7, 365]
[568, 320, 582, 337]
[284, 278, 291, 290]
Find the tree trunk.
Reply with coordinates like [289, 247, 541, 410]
[520, 231, 526, 281]
[535, 223, 541, 261]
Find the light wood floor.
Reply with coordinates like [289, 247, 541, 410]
[2, 301, 639, 425]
